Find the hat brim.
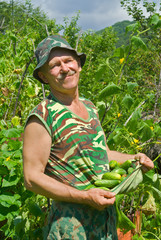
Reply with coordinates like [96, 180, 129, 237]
[33, 48, 86, 84]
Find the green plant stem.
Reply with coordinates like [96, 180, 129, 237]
[137, 28, 150, 36]
[142, 230, 160, 240]
[153, 153, 161, 163]
[12, 56, 34, 117]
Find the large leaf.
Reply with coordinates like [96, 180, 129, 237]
[96, 101, 106, 119]
[0, 204, 20, 221]
[156, 19, 161, 28]
[98, 82, 121, 100]
[126, 109, 141, 131]
[0, 204, 9, 221]
[131, 36, 147, 51]
[115, 194, 136, 233]
[95, 63, 107, 81]
[112, 131, 130, 148]
[2, 128, 21, 138]
[2, 175, 20, 187]
[0, 193, 21, 208]
[112, 47, 124, 58]
[139, 122, 154, 142]
[150, 14, 160, 25]
[126, 22, 140, 33]
[122, 94, 134, 109]
[142, 193, 156, 214]
[143, 169, 155, 183]
[8, 140, 22, 150]
[3, 159, 17, 170]
[13, 216, 26, 235]
[28, 202, 43, 217]
[0, 165, 8, 175]
[145, 185, 161, 204]
[126, 82, 138, 92]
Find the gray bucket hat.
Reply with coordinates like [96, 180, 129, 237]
[33, 35, 86, 84]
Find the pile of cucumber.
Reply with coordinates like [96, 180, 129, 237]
[94, 159, 136, 190]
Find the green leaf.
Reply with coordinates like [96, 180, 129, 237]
[2, 175, 20, 187]
[156, 19, 161, 28]
[11, 116, 20, 127]
[96, 101, 106, 119]
[4, 159, 17, 170]
[146, 186, 161, 203]
[8, 140, 22, 151]
[95, 64, 106, 81]
[112, 131, 130, 148]
[0, 204, 20, 222]
[0, 165, 8, 175]
[126, 82, 138, 92]
[139, 122, 154, 142]
[2, 128, 21, 138]
[0, 193, 21, 208]
[9, 34, 17, 43]
[126, 109, 141, 131]
[122, 95, 134, 109]
[154, 125, 161, 137]
[115, 195, 136, 233]
[142, 193, 156, 214]
[1, 143, 8, 151]
[98, 82, 121, 100]
[0, 204, 8, 221]
[150, 14, 160, 25]
[27, 86, 36, 97]
[143, 169, 155, 182]
[28, 202, 43, 217]
[13, 216, 26, 235]
[13, 149, 22, 158]
[131, 109, 141, 120]
[112, 47, 124, 58]
[131, 36, 147, 51]
[147, 93, 155, 101]
[21, 50, 31, 60]
[126, 22, 140, 33]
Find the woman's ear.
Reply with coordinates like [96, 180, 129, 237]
[38, 71, 48, 84]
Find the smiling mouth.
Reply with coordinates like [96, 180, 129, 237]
[57, 70, 76, 80]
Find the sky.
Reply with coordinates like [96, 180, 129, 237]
[29, 0, 133, 31]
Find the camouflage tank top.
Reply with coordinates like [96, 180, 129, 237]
[27, 92, 109, 190]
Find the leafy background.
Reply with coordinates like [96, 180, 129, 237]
[0, 0, 161, 239]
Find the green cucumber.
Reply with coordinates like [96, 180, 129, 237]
[96, 187, 110, 191]
[102, 172, 121, 180]
[109, 160, 120, 169]
[84, 184, 110, 191]
[127, 167, 134, 174]
[111, 168, 127, 176]
[94, 179, 120, 189]
[84, 184, 95, 190]
[120, 160, 132, 170]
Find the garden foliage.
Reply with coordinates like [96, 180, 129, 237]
[0, 0, 161, 239]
